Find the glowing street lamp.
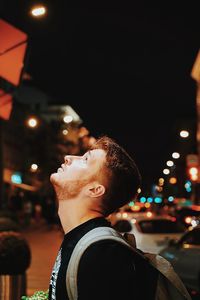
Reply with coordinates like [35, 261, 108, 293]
[63, 115, 73, 124]
[62, 129, 68, 135]
[166, 160, 174, 167]
[172, 152, 180, 159]
[27, 117, 38, 128]
[163, 168, 170, 175]
[30, 163, 38, 172]
[180, 130, 189, 138]
[169, 177, 177, 184]
[31, 5, 47, 17]
[188, 166, 198, 181]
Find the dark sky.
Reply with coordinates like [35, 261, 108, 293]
[1, 2, 200, 191]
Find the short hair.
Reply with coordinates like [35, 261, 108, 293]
[91, 136, 141, 216]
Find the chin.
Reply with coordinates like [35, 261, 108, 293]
[50, 172, 59, 185]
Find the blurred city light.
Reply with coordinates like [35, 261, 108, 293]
[168, 196, 174, 202]
[185, 216, 192, 225]
[154, 197, 162, 203]
[131, 218, 137, 224]
[63, 115, 73, 123]
[147, 197, 153, 203]
[62, 129, 68, 135]
[188, 166, 198, 181]
[140, 197, 146, 203]
[27, 117, 38, 128]
[180, 130, 189, 138]
[158, 178, 164, 185]
[146, 211, 152, 217]
[30, 163, 38, 172]
[172, 152, 180, 159]
[166, 160, 174, 167]
[169, 177, 177, 184]
[78, 126, 89, 137]
[122, 212, 128, 219]
[185, 180, 192, 192]
[11, 173, 22, 184]
[31, 5, 47, 17]
[88, 136, 96, 146]
[163, 168, 170, 175]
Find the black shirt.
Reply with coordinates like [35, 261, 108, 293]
[48, 217, 158, 300]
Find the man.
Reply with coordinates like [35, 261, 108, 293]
[48, 136, 158, 300]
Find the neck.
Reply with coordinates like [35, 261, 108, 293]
[58, 198, 104, 234]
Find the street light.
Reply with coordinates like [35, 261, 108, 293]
[169, 177, 177, 184]
[63, 115, 73, 124]
[30, 163, 38, 172]
[30, 5, 47, 17]
[163, 168, 170, 175]
[188, 166, 198, 182]
[180, 130, 189, 138]
[26, 117, 38, 128]
[166, 160, 174, 167]
[172, 152, 180, 159]
[62, 129, 68, 136]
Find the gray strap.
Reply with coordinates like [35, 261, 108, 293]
[66, 227, 131, 300]
[66, 227, 191, 300]
[145, 253, 191, 300]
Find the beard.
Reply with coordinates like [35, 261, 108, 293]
[51, 176, 92, 200]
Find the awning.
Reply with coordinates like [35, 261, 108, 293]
[3, 168, 38, 192]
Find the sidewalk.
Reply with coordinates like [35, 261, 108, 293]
[21, 221, 63, 296]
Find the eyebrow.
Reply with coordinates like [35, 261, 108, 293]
[83, 151, 92, 159]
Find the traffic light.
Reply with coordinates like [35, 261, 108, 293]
[188, 166, 198, 181]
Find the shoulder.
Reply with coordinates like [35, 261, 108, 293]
[77, 240, 137, 299]
[79, 239, 135, 271]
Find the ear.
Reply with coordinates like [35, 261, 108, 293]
[85, 183, 106, 198]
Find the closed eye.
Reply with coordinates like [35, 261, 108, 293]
[82, 151, 91, 163]
[83, 156, 88, 162]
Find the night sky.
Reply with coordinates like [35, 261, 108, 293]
[1, 2, 200, 191]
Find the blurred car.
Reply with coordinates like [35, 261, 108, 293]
[112, 215, 186, 254]
[159, 225, 200, 295]
[171, 205, 200, 228]
[108, 202, 151, 225]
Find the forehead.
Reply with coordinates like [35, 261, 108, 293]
[86, 149, 106, 166]
[89, 149, 106, 163]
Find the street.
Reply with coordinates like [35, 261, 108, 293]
[21, 222, 63, 297]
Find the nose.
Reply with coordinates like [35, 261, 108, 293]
[64, 155, 79, 165]
[64, 155, 72, 165]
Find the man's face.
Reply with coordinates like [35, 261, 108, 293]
[50, 149, 106, 199]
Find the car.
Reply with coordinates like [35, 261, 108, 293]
[112, 215, 186, 254]
[172, 206, 200, 228]
[159, 225, 200, 296]
[107, 202, 151, 225]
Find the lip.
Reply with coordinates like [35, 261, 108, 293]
[57, 167, 63, 173]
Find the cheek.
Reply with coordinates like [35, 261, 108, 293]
[67, 167, 89, 180]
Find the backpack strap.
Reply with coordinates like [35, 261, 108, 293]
[144, 253, 191, 300]
[66, 227, 132, 300]
[66, 226, 191, 300]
